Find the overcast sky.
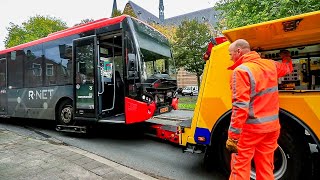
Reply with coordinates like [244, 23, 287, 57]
[0, 0, 217, 50]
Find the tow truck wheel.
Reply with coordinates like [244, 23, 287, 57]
[57, 100, 75, 126]
[211, 124, 311, 180]
[250, 127, 310, 180]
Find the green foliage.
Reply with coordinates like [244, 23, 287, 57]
[178, 96, 197, 110]
[123, 4, 137, 18]
[215, 0, 320, 29]
[111, 9, 122, 17]
[173, 19, 212, 87]
[179, 103, 196, 110]
[4, 15, 67, 48]
[150, 23, 177, 44]
[150, 23, 178, 74]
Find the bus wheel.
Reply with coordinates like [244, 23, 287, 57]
[213, 126, 310, 180]
[57, 100, 74, 125]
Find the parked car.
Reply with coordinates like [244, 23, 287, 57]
[181, 86, 198, 96]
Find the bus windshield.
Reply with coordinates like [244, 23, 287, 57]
[141, 49, 173, 79]
[131, 18, 175, 80]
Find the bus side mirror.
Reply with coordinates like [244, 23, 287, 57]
[128, 53, 136, 71]
[128, 53, 138, 78]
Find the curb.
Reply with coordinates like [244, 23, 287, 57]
[60, 144, 158, 180]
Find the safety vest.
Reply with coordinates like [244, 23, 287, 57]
[228, 51, 293, 139]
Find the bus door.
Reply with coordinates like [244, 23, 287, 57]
[0, 57, 7, 116]
[97, 33, 125, 120]
[73, 36, 98, 120]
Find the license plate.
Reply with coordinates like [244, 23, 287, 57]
[160, 107, 169, 113]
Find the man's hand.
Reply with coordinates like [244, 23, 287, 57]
[226, 138, 238, 153]
[280, 50, 291, 61]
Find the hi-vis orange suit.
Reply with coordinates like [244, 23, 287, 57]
[228, 51, 293, 180]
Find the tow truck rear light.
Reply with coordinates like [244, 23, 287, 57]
[198, 136, 206, 142]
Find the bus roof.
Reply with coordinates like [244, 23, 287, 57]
[223, 11, 320, 51]
[0, 15, 127, 54]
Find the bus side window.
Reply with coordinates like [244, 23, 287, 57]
[24, 45, 43, 87]
[8, 51, 24, 88]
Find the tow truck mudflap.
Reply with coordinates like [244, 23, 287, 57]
[183, 143, 206, 154]
[56, 125, 87, 133]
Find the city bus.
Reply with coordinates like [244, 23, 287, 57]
[0, 15, 178, 133]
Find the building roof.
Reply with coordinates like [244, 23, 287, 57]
[164, 8, 219, 26]
[112, 0, 118, 16]
[127, 1, 161, 24]
[123, 1, 219, 26]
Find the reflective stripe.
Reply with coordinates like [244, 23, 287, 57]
[231, 71, 238, 119]
[246, 114, 279, 124]
[256, 86, 278, 96]
[232, 70, 237, 101]
[232, 101, 249, 108]
[232, 154, 237, 179]
[229, 126, 242, 134]
[238, 65, 256, 118]
[238, 65, 256, 98]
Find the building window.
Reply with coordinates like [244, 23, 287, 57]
[46, 63, 54, 76]
[33, 63, 42, 76]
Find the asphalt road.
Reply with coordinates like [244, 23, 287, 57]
[0, 118, 226, 180]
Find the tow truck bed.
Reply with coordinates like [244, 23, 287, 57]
[145, 110, 193, 144]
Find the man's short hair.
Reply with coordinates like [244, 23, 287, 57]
[232, 39, 251, 50]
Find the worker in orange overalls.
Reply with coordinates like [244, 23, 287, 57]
[226, 39, 293, 180]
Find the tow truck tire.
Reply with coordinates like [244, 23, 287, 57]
[57, 99, 75, 126]
[211, 124, 311, 180]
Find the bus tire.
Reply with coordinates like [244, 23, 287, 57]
[211, 124, 311, 180]
[57, 99, 74, 126]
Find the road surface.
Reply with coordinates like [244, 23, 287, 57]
[0, 116, 226, 180]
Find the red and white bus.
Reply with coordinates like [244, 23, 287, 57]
[0, 15, 178, 133]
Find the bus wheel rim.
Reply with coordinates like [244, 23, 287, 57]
[61, 106, 72, 124]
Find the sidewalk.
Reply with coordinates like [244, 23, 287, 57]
[0, 129, 157, 180]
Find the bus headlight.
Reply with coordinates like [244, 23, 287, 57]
[142, 95, 152, 103]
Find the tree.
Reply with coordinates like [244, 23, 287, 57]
[4, 15, 67, 48]
[214, 0, 320, 29]
[174, 19, 212, 87]
[111, 9, 122, 17]
[150, 23, 178, 75]
[150, 23, 177, 44]
[122, 4, 137, 18]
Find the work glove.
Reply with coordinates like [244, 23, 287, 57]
[226, 138, 238, 153]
